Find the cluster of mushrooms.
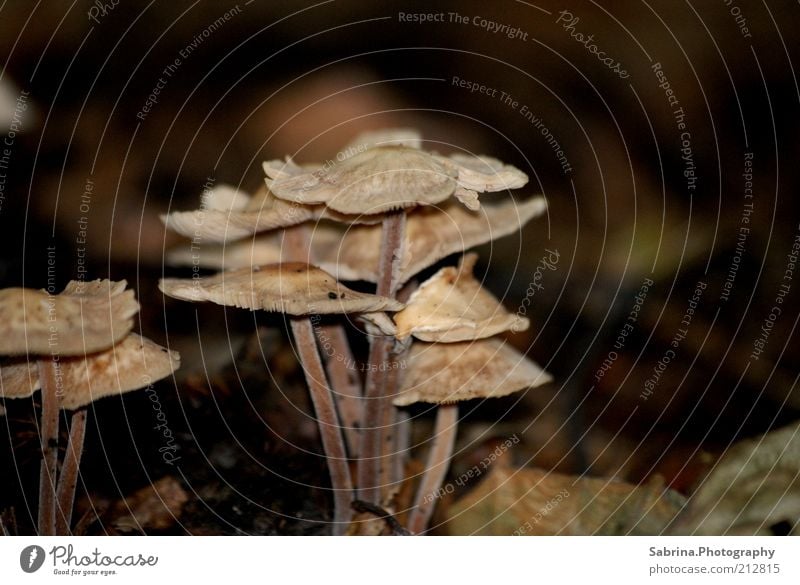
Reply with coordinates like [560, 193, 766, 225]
[0, 280, 179, 535]
[160, 128, 552, 534]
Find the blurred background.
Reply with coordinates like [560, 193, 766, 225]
[1, 0, 798, 534]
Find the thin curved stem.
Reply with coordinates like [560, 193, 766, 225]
[291, 318, 354, 535]
[316, 323, 362, 457]
[37, 358, 60, 536]
[408, 404, 459, 535]
[357, 212, 406, 503]
[55, 408, 87, 535]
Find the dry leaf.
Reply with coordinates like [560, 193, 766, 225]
[670, 422, 800, 535]
[112, 477, 188, 532]
[446, 466, 684, 535]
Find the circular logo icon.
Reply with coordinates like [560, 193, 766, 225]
[19, 545, 46, 573]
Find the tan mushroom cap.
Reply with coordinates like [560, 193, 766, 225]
[161, 183, 318, 243]
[0, 333, 180, 409]
[394, 253, 529, 342]
[268, 146, 458, 215]
[163, 171, 389, 244]
[168, 197, 548, 286]
[0, 359, 37, 399]
[158, 263, 405, 314]
[393, 338, 551, 406]
[0, 279, 139, 356]
[441, 153, 529, 192]
[320, 196, 548, 284]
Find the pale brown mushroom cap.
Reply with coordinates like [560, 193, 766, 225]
[394, 253, 529, 342]
[0, 279, 139, 356]
[158, 263, 405, 314]
[161, 182, 319, 243]
[268, 146, 458, 215]
[0, 333, 180, 409]
[166, 197, 548, 285]
[318, 195, 548, 284]
[440, 153, 529, 192]
[0, 359, 37, 400]
[393, 338, 551, 406]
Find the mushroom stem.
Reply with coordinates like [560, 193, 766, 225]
[407, 403, 458, 534]
[393, 409, 411, 488]
[290, 318, 354, 535]
[55, 408, 87, 535]
[37, 358, 60, 536]
[316, 323, 362, 457]
[358, 211, 406, 503]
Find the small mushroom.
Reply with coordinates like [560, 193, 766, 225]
[394, 253, 529, 342]
[158, 263, 404, 314]
[0, 279, 141, 535]
[2, 333, 179, 534]
[395, 338, 551, 533]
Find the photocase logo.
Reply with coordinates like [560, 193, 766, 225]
[19, 545, 46, 573]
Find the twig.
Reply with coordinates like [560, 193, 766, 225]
[37, 358, 59, 536]
[408, 404, 459, 534]
[351, 499, 411, 536]
[55, 407, 87, 535]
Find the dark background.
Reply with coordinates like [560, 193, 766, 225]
[1, 0, 798, 534]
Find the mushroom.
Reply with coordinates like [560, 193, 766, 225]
[394, 253, 530, 342]
[1, 333, 179, 534]
[394, 338, 551, 534]
[0, 279, 140, 535]
[159, 128, 540, 531]
[158, 259, 403, 534]
[0, 279, 179, 535]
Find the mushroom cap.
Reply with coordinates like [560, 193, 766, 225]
[163, 176, 387, 244]
[0, 359, 37, 399]
[440, 153, 529, 192]
[319, 196, 548, 284]
[165, 197, 548, 286]
[161, 183, 318, 243]
[158, 263, 405, 314]
[0, 333, 180, 409]
[394, 253, 529, 342]
[0, 279, 139, 356]
[393, 338, 551, 406]
[268, 146, 458, 215]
